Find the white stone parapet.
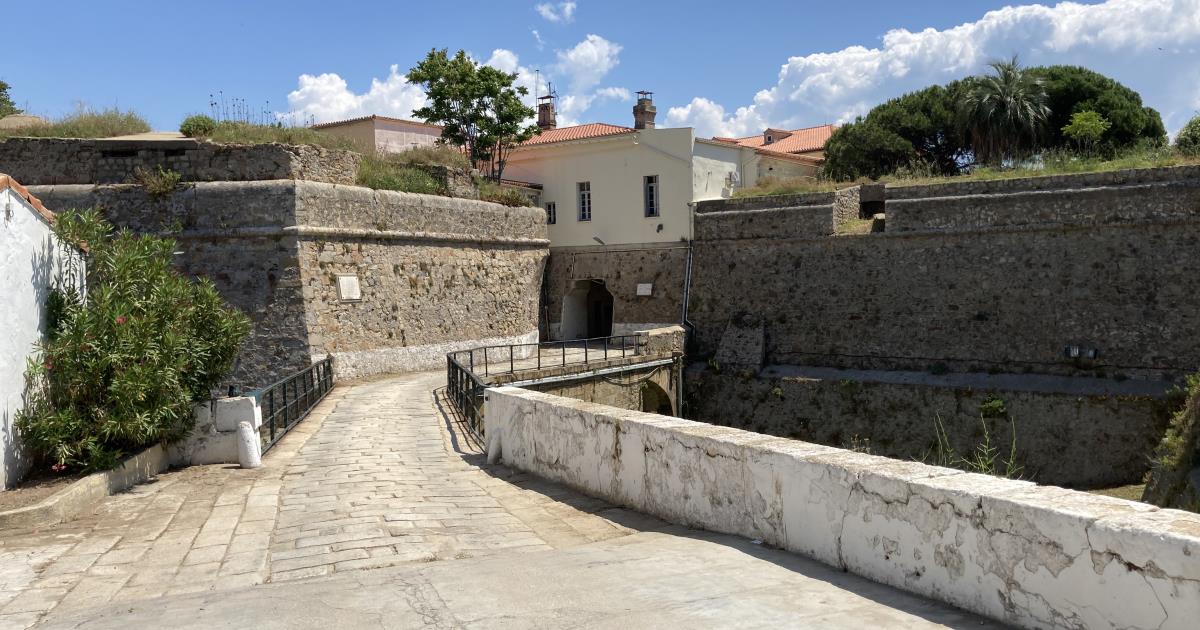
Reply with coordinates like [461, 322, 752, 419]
[485, 386, 1200, 630]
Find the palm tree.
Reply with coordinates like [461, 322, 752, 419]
[959, 56, 1050, 166]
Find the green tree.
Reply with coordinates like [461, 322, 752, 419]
[1176, 114, 1200, 157]
[0, 80, 20, 118]
[822, 82, 971, 180]
[408, 49, 537, 181]
[17, 210, 250, 472]
[1030, 65, 1167, 152]
[1061, 110, 1111, 154]
[959, 57, 1050, 165]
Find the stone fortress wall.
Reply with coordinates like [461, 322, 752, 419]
[19, 137, 547, 390]
[685, 165, 1200, 488]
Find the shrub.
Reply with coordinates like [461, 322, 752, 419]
[16, 210, 250, 473]
[356, 159, 445, 195]
[387, 144, 470, 170]
[0, 106, 149, 139]
[1142, 374, 1200, 508]
[1061, 110, 1111, 153]
[131, 166, 182, 200]
[1176, 114, 1200, 157]
[179, 114, 217, 138]
[478, 181, 533, 207]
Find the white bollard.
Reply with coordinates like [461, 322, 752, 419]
[236, 421, 262, 469]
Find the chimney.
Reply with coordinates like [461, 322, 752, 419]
[633, 91, 656, 129]
[537, 95, 557, 131]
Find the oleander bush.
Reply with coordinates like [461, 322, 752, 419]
[17, 210, 250, 473]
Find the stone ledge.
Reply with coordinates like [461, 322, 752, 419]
[0, 444, 169, 530]
[486, 387, 1200, 630]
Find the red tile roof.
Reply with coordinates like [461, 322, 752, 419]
[714, 124, 836, 155]
[0, 173, 56, 224]
[520, 123, 635, 147]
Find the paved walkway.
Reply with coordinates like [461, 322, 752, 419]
[1, 371, 1003, 629]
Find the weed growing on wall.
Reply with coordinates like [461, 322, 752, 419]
[0, 106, 150, 140]
[924, 412, 1024, 478]
[131, 166, 182, 200]
[16, 210, 250, 473]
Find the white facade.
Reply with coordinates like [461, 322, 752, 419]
[504, 128, 749, 248]
[0, 183, 84, 489]
[313, 116, 442, 154]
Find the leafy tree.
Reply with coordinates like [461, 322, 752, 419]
[1176, 114, 1200, 157]
[17, 210, 250, 472]
[1061, 110, 1111, 154]
[823, 121, 914, 181]
[408, 49, 537, 181]
[0, 80, 20, 118]
[960, 57, 1050, 165]
[823, 82, 971, 180]
[1030, 65, 1167, 152]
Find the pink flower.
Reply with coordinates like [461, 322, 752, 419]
[51, 464, 66, 473]
[115, 316, 127, 325]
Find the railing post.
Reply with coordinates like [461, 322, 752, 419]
[562, 343, 566, 366]
[483, 347, 488, 376]
[537, 343, 541, 370]
[604, 337, 608, 360]
[584, 339, 588, 364]
[510, 344, 514, 373]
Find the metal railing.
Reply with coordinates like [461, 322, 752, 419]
[258, 357, 335, 454]
[445, 334, 643, 438]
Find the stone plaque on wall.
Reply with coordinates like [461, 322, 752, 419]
[636, 283, 653, 297]
[336, 274, 362, 302]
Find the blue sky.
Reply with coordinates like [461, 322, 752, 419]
[5, 1, 1199, 136]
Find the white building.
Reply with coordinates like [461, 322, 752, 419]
[505, 93, 832, 340]
[1, 175, 84, 489]
[311, 115, 442, 153]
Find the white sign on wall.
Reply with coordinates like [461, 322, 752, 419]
[336, 274, 362, 302]
[636, 283, 653, 297]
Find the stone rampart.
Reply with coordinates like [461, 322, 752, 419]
[887, 177, 1200, 233]
[686, 367, 1170, 488]
[486, 386, 1200, 630]
[28, 180, 548, 387]
[0, 137, 360, 185]
[689, 166, 1200, 378]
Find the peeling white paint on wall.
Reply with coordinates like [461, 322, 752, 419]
[0, 185, 84, 489]
[486, 387, 1200, 630]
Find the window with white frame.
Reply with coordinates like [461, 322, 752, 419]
[545, 201, 556, 225]
[577, 182, 592, 221]
[643, 175, 659, 217]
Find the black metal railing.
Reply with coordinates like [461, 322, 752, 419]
[445, 334, 644, 438]
[258, 357, 335, 454]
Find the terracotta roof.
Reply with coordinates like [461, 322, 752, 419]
[0, 173, 56, 224]
[519, 123, 635, 147]
[715, 124, 836, 155]
[311, 115, 442, 130]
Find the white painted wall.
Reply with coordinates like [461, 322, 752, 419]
[505, 128, 696, 247]
[486, 387, 1200, 630]
[373, 119, 442, 153]
[691, 140, 749, 200]
[1, 187, 83, 489]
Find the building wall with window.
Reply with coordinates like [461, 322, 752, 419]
[504, 127, 699, 248]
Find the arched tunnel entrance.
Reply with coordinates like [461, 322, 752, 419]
[561, 279, 614, 339]
[641, 380, 674, 416]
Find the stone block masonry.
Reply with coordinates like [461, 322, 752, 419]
[29, 180, 548, 389]
[686, 367, 1171, 488]
[486, 386, 1200, 630]
[0, 138, 360, 185]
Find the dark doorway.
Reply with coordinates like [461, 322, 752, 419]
[641, 381, 674, 416]
[585, 281, 614, 338]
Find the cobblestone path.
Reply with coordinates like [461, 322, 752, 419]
[0, 372, 642, 629]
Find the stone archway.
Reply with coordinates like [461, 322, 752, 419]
[561, 279, 614, 339]
[640, 380, 674, 416]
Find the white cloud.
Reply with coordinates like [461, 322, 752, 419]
[593, 87, 632, 102]
[485, 49, 540, 107]
[667, 0, 1200, 137]
[284, 64, 426, 124]
[531, 29, 545, 50]
[555, 34, 622, 93]
[535, 1, 576, 23]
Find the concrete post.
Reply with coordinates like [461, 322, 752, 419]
[237, 421, 262, 469]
